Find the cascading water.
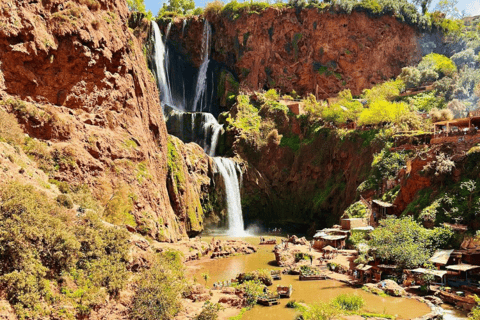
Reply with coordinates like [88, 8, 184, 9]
[152, 20, 246, 236]
[151, 22, 173, 106]
[213, 158, 247, 236]
[192, 22, 211, 112]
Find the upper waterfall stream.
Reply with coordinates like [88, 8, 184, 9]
[151, 20, 246, 236]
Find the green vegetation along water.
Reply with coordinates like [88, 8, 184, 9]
[189, 236, 448, 319]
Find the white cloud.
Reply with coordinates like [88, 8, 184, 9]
[466, 0, 480, 16]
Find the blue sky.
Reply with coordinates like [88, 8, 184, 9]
[144, 0, 480, 17]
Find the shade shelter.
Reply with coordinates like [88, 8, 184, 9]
[429, 249, 454, 266]
[411, 268, 448, 285]
[446, 264, 480, 286]
[433, 116, 480, 135]
[372, 200, 394, 222]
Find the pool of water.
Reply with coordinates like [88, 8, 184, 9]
[189, 236, 435, 319]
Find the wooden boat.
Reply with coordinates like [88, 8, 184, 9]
[299, 273, 327, 281]
[277, 285, 293, 298]
[260, 238, 277, 245]
[257, 297, 280, 306]
[271, 270, 282, 280]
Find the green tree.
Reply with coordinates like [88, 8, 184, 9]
[127, 0, 146, 12]
[369, 216, 453, 268]
[434, 0, 461, 19]
[412, 0, 433, 14]
[158, 0, 196, 16]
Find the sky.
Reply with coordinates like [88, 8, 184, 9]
[144, 0, 480, 17]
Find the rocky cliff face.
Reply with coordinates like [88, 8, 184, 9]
[162, 8, 422, 99]
[0, 0, 211, 241]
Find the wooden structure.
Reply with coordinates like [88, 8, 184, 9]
[371, 200, 394, 222]
[411, 268, 448, 286]
[260, 238, 277, 245]
[341, 218, 368, 230]
[257, 297, 280, 306]
[429, 249, 455, 268]
[433, 116, 480, 136]
[313, 231, 347, 250]
[271, 270, 282, 280]
[356, 264, 373, 283]
[299, 274, 327, 281]
[277, 285, 293, 298]
[446, 264, 480, 286]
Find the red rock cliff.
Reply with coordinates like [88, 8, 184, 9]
[0, 0, 210, 241]
[164, 8, 422, 98]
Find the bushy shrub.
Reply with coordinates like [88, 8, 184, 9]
[0, 181, 130, 318]
[358, 100, 407, 126]
[131, 251, 187, 320]
[418, 53, 457, 77]
[196, 301, 223, 320]
[263, 89, 279, 101]
[429, 107, 453, 122]
[407, 90, 446, 112]
[205, 0, 224, 16]
[451, 49, 477, 68]
[103, 183, 137, 227]
[399, 67, 421, 89]
[56, 194, 74, 209]
[332, 293, 364, 311]
[362, 79, 404, 103]
[344, 201, 367, 218]
[0, 109, 24, 145]
[267, 129, 282, 146]
[300, 302, 338, 320]
[239, 280, 264, 306]
[369, 216, 453, 268]
[303, 94, 324, 120]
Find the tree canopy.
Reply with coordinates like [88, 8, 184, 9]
[158, 0, 196, 16]
[369, 216, 453, 268]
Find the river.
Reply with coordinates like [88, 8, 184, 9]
[188, 235, 468, 319]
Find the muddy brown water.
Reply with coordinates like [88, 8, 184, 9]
[189, 236, 467, 319]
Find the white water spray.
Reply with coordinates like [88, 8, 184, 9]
[192, 21, 212, 112]
[151, 22, 173, 105]
[201, 113, 222, 156]
[213, 158, 247, 236]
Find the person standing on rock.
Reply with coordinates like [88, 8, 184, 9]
[309, 255, 313, 265]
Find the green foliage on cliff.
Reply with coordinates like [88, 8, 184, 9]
[0, 181, 130, 319]
[167, 137, 186, 194]
[358, 100, 408, 126]
[369, 216, 453, 268]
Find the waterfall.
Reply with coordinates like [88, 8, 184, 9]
[151, 22, 173, 106]
[192, 21, 211, 112]
[213, 158, 246, 236]
[152, 20, 246, 236]
[164, 106, 222, 156]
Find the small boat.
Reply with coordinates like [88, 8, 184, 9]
[299, 273, 327, 281]
[257, 297, 280, 306]
[277, 285, 293, 298]
[271, 270, 282, 280]
[260, 238, 277, 245]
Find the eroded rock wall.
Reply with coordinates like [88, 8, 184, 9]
[0, 0, 212, 241]
[163, 8, 422, 99]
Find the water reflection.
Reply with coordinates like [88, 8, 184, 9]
[190, 236, 433, 319]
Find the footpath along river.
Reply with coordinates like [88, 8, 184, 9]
[187, 236, 467, 319]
